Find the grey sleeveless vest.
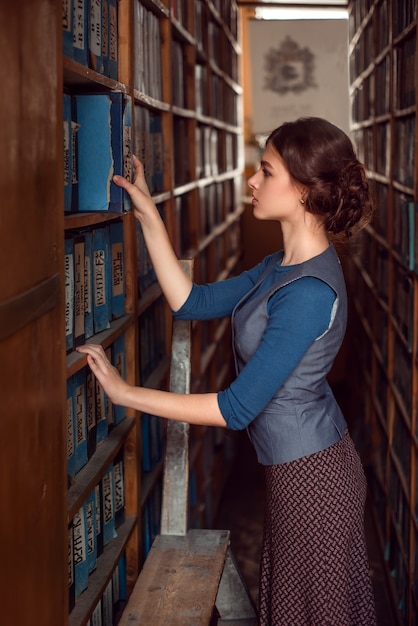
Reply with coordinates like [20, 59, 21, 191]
[232, 244, 348, 465]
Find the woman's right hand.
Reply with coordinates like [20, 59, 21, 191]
[113, 154, 156, 224]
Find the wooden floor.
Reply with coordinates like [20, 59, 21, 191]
[215, 429, 399, 626]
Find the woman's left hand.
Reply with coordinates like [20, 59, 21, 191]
[76, 344, 131, 406]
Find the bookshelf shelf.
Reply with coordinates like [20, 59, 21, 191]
[347, 1, 418, 623]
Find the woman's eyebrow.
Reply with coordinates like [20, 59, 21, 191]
[260, 160, 273, 169]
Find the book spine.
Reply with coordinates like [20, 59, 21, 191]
[108, 0, 118, 80]
[102, 465, 116, 545]
[73, 0, 89, 66]
[101, 0, 109, 77]
[113, 449, 125, 528]
[73, 233, 86, 346]
[88, 0, 104, 74]
[112, 334, 126, 425]
[73, 505, 88, 597]
[86, 367, 97, 458]
[85, 489, 97, 575]
[63, 0, 73, 58]
[92, 225, 111, 333]
[71, 96, 80, 212]
[64, 236, 75, 353]
[67, 376, 76, 478]
[108, 93, 132, 213]
[73, 367, 88, 474]
[95, 483, 103, 557]
[63, 93, 72, 213]
[109, 221, 125, 319]
[68, 522, 75, 611]
[102, 578, 113, 626]
[84, 228, 94, 339]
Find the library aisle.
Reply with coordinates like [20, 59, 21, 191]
[216, 427, 399, 626]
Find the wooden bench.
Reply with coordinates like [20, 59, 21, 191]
[119, 261, 257, 626]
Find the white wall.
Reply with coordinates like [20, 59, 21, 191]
[248, 18, 349, 141]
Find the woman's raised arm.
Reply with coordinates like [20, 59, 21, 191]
[114, 155, 192, 311]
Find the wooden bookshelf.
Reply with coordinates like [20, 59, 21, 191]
[0, 1, 243, 625]
[347, 1, 417, 624]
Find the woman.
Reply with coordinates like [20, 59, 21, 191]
[78, 117, 376, 625]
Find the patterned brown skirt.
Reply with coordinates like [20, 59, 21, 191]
[258, 431, 376, 625]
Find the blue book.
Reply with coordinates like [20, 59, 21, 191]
[73, 368, 88, 473]
[112, 334, 126, 425]
[113, 449, 125, 528]
[73, 0, 89, 66]
[83, 229, 94, 339]
[141, 413, 151, 472]
[92, 225, 111, 333]
[118, 553, 127, 600]
[73, 234, 86, 347]
[86, 368, 96, 458]
[150, 113, 163, 193]
[108, 0, 118, 79]
[67, 376, 76, 478]
[102, 465, 117, 545]
[101, 0, 110, 77]
[68, 522, 75, 611]
[63, 0, 73, 58]
[95, 374, 108, 444]
[70, 96, 79, 212]
[109, 221, 125, 319]
[63, 94, 72, 212]
[73, 505, 88, 597]
[64, 236, 75, 353]
[88, 0, 104, 74]
[76, 94, 112, 212]
[95, 484, 103, 556]
[85, 489, 97, 575]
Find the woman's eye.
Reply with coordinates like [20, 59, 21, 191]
[261, 168, 270, 177]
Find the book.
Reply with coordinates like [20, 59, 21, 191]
[83, 228, 94, 339]
[73, 367, 88, 473]
[76, 92, 132, 212]
[64, 236, 75, 353]
[109, 221, 125, 319]
[67, 376, 76, 478]
[101, 464, 116, 545]
[95, 483, 103, 557]
[63, 93, 72, 213]
[68, 522, 75, 611]
[112, 334, 126, 425]
[101, 0, 109, 76]
[92, 225, 111, 334]
[88, 0, 104, 74]
[86, 367, 96, 458]
[63, 0, 73, 58]
[85, 489, 97, 575]
[73, 505, 88, 597]
[95, 373, 108, 444]
[113, 449, 125, 528]
[108, 0, 118, 80]
[73, 233, 86, 346]
[73, 0, 89, 66]
[102, 578, 113, 626]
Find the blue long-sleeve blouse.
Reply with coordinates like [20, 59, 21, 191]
[172, 252, 336, 430]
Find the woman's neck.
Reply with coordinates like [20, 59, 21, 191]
[280, 223, 329, 266]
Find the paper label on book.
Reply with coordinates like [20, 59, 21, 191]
[102, 470, 114, 524]
[65, 252, 74, 337]
[94, 249, 106, 307]
[84, 252, 92, 313]
[75, 381, 86, 446]
[89, 0, 101, 55]
[73, 0, 86, 51]
[109, 5, 117, 62]
[67, 395, 74, 460]
[73, 509, 86, 566]
[111, 242, 123, 296]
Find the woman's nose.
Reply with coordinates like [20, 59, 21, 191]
[248, 174, 257, 189]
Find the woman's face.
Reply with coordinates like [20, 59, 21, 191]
[248, 143, 303, 222]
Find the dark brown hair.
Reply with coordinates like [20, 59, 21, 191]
[267, 117, 373, 238]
